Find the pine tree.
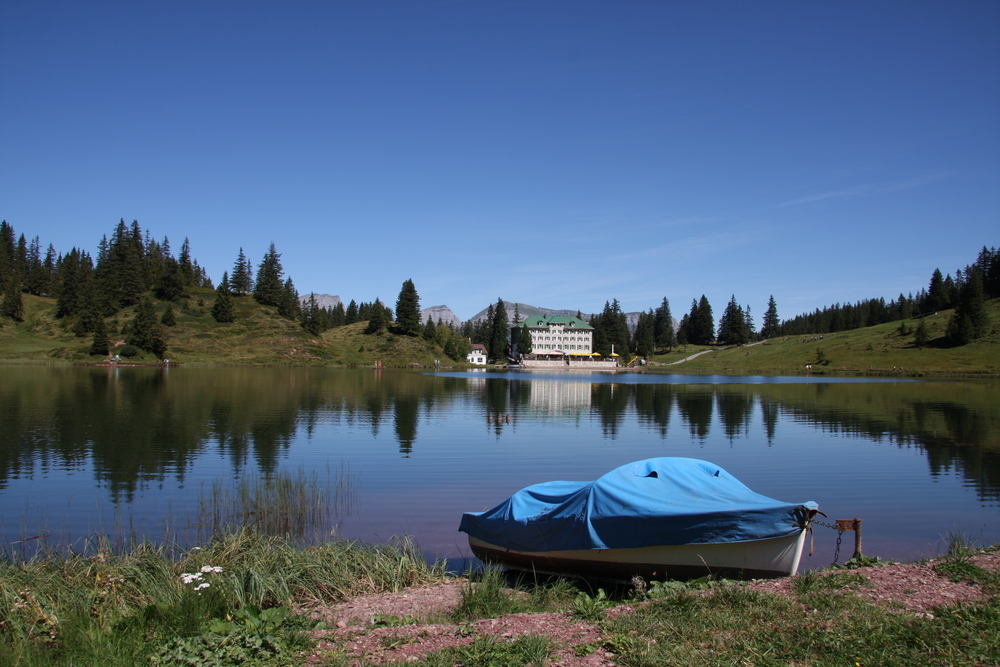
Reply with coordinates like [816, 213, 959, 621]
[946, 266, 988, 345]
[979, 245, 1000, 298]
[301, 293, 323, 335]
[127, 295, 167, 357]
[633, 310, 656, 358]
[25, 236, 48, 296]
[277, 277, 300, 320]
[481, 304, 495, 348]
[914, 317, 929, 348]
[90, 317, 110, 356]
[178, 238, 195, 286]
[591, 299, 630, 357]
[0, 221, 15, 290]
[607, 299, 630, 357]
[212, 272, 235, 323]
[591, 307, 610, 355]
[231, 248, 252, 296]
[688, 295, 715, 345]
[394, 279, 421, 335]
[96, 219, 148, 309]
[744, 303, 756, 342]
[254, 243, 284, 307]
[761, 296, 780, 339]
[14, 234, 27, 287]
[518, 324, 533, 356]
[357, 301, 371, 321]
[345, 299, 359, 324]
[1, 278, 23, 321]
[364, 298, 388, 334]
[331, 301, 346, 327]
[488, 298, 509, 361]
[42, 244, 57, 296]
[155, 255, 186, 301]
[676, 314, 690, 346]
[423, 315, 437, 340]
[927, 268, 949, 313]
[898, 293, 913, 320]
[653, 297, 675, 351]
[161, 303, 176, 326]
[717, 296, 748, 346]
[56, 248, 85, 318]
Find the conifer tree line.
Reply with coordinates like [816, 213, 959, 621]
[2, 219, 994, 354]
[773, 246, 998, 345]
[461, 246, 996, 361]
[1, 220, 210, 356]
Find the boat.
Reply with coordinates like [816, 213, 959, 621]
[459, 457, 819, 580]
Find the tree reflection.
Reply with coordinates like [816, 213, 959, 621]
[633, 384, 673, 437]
[676, 389, 713, 441]
[716, 389, 755, 442]
[591, 383, 631, 439]
[1, 368, 997, 505]
[394, 394, 419, 455]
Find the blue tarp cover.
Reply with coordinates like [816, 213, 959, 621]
[459, 458, 817, 552]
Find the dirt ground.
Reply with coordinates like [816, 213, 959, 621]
[300, 551, 999, 666]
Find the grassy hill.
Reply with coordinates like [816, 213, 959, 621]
[0, 288, 461, 367]
[2, 291, 998, 375]
[647, 298, 1000, 377]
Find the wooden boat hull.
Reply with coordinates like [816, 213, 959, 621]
[468, 529, 809, 581]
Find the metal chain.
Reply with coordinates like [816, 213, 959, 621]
[812, 519, 844, 565]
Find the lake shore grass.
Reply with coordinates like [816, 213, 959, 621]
[2, 535, 997, 666]
[0, 530, 445, 667]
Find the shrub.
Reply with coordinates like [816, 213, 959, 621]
[118, 344, 141, 358]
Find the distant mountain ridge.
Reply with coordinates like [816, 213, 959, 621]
[468, 302, 584, 324]
[299, 295, 675, 331]
[299, 293, 342, 310]
[419, 305, 461, 328]
[468, 301, 675, 331]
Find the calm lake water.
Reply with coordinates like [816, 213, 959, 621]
[1, 365, 998, 571]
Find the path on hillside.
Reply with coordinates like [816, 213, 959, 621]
[665, 349, 716, 365]
[665, 340, 767, 366]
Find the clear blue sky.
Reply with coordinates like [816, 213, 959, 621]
[2, 1, 997, 323]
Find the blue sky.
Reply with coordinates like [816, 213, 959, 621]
[2, 2, 997, 322]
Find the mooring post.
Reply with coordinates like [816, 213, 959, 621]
[836, 518, 865, 559]
[853, 518, 863, 558]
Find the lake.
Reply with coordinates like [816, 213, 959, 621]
[1, 365, 997, 571]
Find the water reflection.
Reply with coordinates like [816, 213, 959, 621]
[1, 367, 998, 506]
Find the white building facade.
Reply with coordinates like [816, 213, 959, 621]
[519, 315, 594, 355]
[467, 343, 488, 365]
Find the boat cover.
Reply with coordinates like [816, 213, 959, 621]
[459, 458, 818, 552]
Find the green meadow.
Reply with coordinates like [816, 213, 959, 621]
[1, 290, 998, 375]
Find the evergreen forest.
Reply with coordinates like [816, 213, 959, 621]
[0, 219, 997, 368]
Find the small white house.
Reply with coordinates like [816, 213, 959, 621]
[467, 343, 488, 365]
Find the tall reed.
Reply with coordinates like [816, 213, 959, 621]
[192, 463, 357, 544]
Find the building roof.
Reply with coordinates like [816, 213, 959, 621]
[520, 315, 593, 330]
[470, 343, 488, 352]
